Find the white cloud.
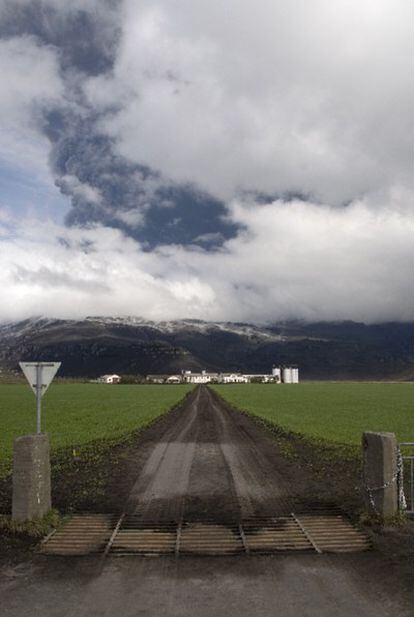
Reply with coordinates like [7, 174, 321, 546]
[82, 0, 414, 204]
[114, 209, 144, 227]
[0, 36, 66, 215]
[59, 175, 102, 204]
[3, 2, 414, 324]
[3, 193, 414, 323]
[0, 35, 63, 144]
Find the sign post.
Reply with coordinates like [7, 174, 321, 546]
[12, 361, 61, 521]
[36, 364, 42, 434]
[19, 362, 61, 433]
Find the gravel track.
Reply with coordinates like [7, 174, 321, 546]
[125, 385, 295, 522]
[1, 385, 412, 617]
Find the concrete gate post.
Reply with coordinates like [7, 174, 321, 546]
[12, 434, 51, 522]
[362, 431, 398, 518]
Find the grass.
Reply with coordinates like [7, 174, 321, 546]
[0, 509, 61, 538]
[211, 383, 414, 447]
[0, 384, 193, 471]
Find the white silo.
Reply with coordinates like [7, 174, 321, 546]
[292, 368, 299, 383]
[272, 366, 281, 382]
[282, 367, 292, 383]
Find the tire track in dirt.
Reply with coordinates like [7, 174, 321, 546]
[182, 387, 242, 522]
[125, 385, 295, 523]
[205, 387, 295, 518]
[126, 387, 201, 521]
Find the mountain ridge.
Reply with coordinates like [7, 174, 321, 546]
[1, 317, 414, 380]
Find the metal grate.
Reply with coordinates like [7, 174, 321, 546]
[41, 513, 371, 556]
[179, 522, 244, 555]
[294, 515, 371, 553]
[112, 517, 177, 555]
[243, 516, 314, 553]
[41, 513, 117, 556]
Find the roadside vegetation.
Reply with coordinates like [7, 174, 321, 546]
[211, 383, 414, 523]
[211, 383, 414, 447]
[0, 384, 193, 470]
[0, 383, 193, 525]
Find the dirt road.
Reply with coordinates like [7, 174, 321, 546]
[0, 385, 412, 616]
[126, 385, 295, 522]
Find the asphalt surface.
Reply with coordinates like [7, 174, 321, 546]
[0, 386, 411, 616]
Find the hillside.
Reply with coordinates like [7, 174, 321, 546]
[1, 317, 414, 380]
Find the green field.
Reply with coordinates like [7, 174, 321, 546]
[212, 383, 414, 446]
[0, 384, 193, 466]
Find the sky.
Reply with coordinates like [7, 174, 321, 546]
[1, 0, 414, 323]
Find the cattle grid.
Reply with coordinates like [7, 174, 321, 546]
[41, 512, 371, 557]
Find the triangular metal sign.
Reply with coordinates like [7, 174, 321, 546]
[19, 362, 61, 397]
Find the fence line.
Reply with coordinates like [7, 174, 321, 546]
[399, 442, 414, 514]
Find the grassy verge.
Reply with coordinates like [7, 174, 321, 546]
[0, 386, 191, 563]
[0, 509, 63, 564]
[0, 384, 191, 514]
[0, 384, 193, 469]
[210, 383, 414, 446]
[0, 509, 61, 537]
[214, 390, 363, 517]
[210, 383, 414, 520]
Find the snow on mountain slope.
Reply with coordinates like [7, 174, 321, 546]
[84, 316, 285, 341]
[2, 316, 414, 380]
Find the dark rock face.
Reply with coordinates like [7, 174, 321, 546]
[1, 317, 414, 380]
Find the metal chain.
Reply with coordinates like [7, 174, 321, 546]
[363, 446, 407, 515]
[397, 447, 407, 512]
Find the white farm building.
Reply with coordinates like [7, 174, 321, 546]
[219, 373, 250, 384]
[147, 366, 299, 384]
[182, 370, 219, 384]
[97, 374, 121, 384]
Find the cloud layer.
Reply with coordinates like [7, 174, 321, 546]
[3, 195, 414, 323]
[92, 0, 414, 203]
[1, 1, 414, 323]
